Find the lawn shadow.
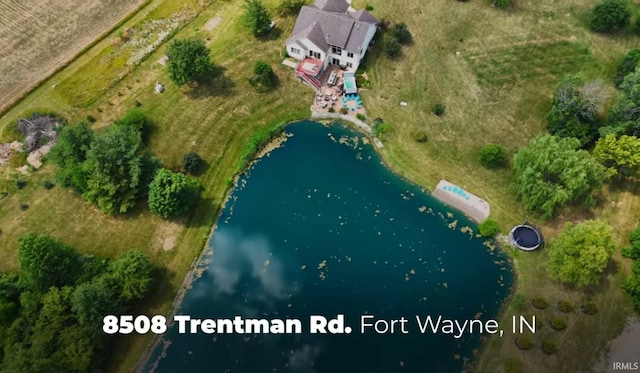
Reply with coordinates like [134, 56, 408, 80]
[257, 27, 283, 41]
[186, 196, 219, 229]
[186, 67, 235, 99]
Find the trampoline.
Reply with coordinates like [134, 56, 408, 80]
[509, 224, 542, 251]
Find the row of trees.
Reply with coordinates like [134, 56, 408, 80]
[622, 224, 640, 310]
[0, 234, 154, 371]
[50, 110, 202, 218]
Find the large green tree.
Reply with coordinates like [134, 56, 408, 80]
[82, 124, 149, 214]
[49, 122, 94, 192]
[547, 76, 600, 146]
[242, 0, 272, 36]
[148, 169, 201, 218]
[17, 234, 80, 292]
[603, 69, 640, 137]
[593, 134, 640, 179]
[512, 135, 606, 219]
[548, 220, 616, 287]
[614, 49, 640, 87]
[166, 38, 216, 86]
[108, 251, 154, 301]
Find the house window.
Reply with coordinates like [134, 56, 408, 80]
[290, 47, 300, 55]
[347, 52, 354, 58]
[332, 46, 342, 55]
[332, 58, 340, 65]
[347, 62, 353, 68]
[309, 51, 320, 59]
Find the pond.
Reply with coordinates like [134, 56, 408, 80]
[143, 121, 513, 373]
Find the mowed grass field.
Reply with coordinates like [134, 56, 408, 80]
[0, 0, 146, 112]
[0, 0, 639, 371]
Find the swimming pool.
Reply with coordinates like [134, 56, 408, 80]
[343, 74, 357, 94]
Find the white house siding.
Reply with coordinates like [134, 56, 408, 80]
[358, 25, 377, 63]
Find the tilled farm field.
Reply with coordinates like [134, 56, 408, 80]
[0, 0, 143, 111]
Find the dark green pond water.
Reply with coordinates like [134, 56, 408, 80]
[144, 121, 513, 373]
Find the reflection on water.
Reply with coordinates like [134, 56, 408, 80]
[144, 121, 513, 373]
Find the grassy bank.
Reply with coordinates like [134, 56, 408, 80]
[0, 0, 638, 371]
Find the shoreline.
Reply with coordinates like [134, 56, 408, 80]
[134, 118, 517, 371]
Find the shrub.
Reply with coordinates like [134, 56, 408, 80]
[493, 0, 511, 8]
[550, 317, 567, 331]
[15, 179, 27, 190]
[479, 143, 507, 168]
[249, 60, 276, 91]
[542, 339, 558, 355]
[182, 152, 203, 174]
[328, 107, 335, 113]
[515, 335, 534, 350]
[557, 301, 574, 313]
[42, 180, 55, 190]
[532, 297, 549, 309]
[432, 103, 445, 116]
[478, 218, 501, 237]
[372, 121, 390, 138]
[20, 203, 29, 211]
[392, 23, 412, 44]
[582, 302, 598, 315]
[622, 244, 640, 260]
[503, 357, 523, 373]
[340, 108, 348, 115]
[384, 38, 401, 57]
[86, 115, 96, 123]
[589, 0, 631, 33]
[547, 76, 600, 147]
[365, 5, 374, 10]
[614, 49, 640, 88]
[356, 113, 367, 121]
[413, 130, 428, 142]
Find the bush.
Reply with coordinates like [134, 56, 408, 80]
[503, 357, 523, 373]
[478, 218, 501, 237]
[550, 317, 567, 331]
[86, 115, 96, 123]
[493, 0, 511, 8]
[413, 130, 428, 143]
[182, 152, 203, 174]
[589, 0, 631, 33]
[384, 38, 401, 57]
[515, 335, 534, 350]
[557, 301, 574, 313]
[249, 60, 276, 91]
[614, 49, 640, 88]
[15, 179, 27, 190]
[432, 103, 445, 116]
[479, 143, 507, 168]
[328, 107, 335, 113]
[20, 203, 29, 211]
[356, 113, 367, 121]
[542, 339, 558, 355]
[42, 180, 55, 190]
[340, 108, 348, 115]
[582, 302, 598, 315]
[392, 23, 412, 44]
[547, 76, 600, 147]
[532, 297, 549, 309]
[372, 121, 390, 138]
[365, 5, 374, 10]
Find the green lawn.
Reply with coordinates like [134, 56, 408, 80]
[0, 0, 639, 371]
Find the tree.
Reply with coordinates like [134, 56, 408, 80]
[166, 38, 216, 86]
[589, 0, 631, 33]
[593, 134, 640, 179]
[114, 109, 152, 142]
[512, 135, 606, 219]
[108, 251, 154, 301]
[479, 144, 507, 168]
[249, 60, 276, 91]
[148, 169, 201, 218]
[383, 37, 401, 57]
[49, 122, 94, 192]
[548, 220, 615, 287]
[17, 234, 80, 292]
[392, 23, 412, 44]
[603, 69, 640, 137]
[82, 125, 150, 214]
[182, 151, 203, 174]
[614, 49, 640, 88]
[478, 218, 501, 237]
[242, 0, 272, 37]
[72, 277, 121, 332]
[547, 76, 600, 146]
[0, 274, 21, 327]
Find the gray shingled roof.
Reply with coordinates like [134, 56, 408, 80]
[314, 0, 349, 13]
[286, 3, 378, 54]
